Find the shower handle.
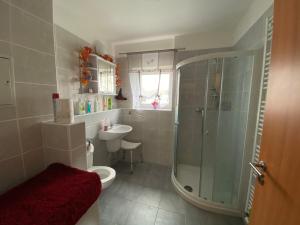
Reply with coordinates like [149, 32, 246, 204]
[195, 107, 202, 113]
[197, 107, 208, 136]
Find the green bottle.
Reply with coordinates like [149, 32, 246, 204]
[107, 97, 112, 110]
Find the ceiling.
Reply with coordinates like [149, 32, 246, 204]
[53, 0, 253, 44]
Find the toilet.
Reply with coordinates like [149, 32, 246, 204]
[86, 141, 116, 189]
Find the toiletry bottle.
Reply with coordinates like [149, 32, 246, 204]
[87, 98, 92, 113]
[94, 97, 98, 112]
[73, 98, 79, 115]
[107, 97, 112, 110]
[99, 96, 103, 111]
[52, 93, 59, 122]
[103, 97, 107, 111]
[79, 97, 85, 115]
[102, 119, 108, 131]
[90, 97, 94, 113]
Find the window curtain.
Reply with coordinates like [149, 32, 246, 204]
[128, 51, 174, 72]
[128, 51, 174, 109]
[129, 71, 141, 109]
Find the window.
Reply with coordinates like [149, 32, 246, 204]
[130, 71, 173, 110]
[128, 51, 174, 110]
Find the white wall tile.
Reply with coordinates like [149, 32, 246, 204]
[11, 7, 54, 54]
[71, 145, 87, 170]
[0, 1, 10, 42]
[42, 124, 69, 150]
[0, 120, 22, 161]
[0, 156, 25, 194]
[23, 148, 45, 179]
[15, 83, 56, 118]
[11, 45, 56, 85]
[11, 0, 53, 23]
[44, 148, 71, 167]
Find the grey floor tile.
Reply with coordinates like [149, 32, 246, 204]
[205, 212, 233, 225]
[158, 189, 188, 214]
[125, 171, 147, 186]
[185, 204, 208, 225]
[226, 216, 244, 225]
[136, 187, 162, 207]
[186, 216, 206, 225]
[113, 161, 131, 174]
[125, 202, 158, 225]
[163, 176, 174, 191]
[101, 162, 242, 225]
[155, 209, 186, 225]
[144, 172, 166, 189]
[149, 163, 170, 177]
[101, 195, 134, 225]
[100, 217, 122, 225]
[115, 179, 144, 201]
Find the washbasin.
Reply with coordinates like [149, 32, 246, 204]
[99, 124, 132, 141]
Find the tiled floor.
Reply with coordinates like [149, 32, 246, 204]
[98, 162, 243, 225]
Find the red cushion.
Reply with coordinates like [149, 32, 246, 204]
[0, 163, 101, 225]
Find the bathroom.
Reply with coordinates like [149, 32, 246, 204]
[0, 0, 299, 225]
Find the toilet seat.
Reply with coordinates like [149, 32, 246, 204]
[88, 166, 116, 189]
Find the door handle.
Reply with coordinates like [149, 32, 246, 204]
[249, 161, 267, 185]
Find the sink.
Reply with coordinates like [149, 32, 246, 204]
[99, 124, 132, 141]
[99, 124, 133, 152]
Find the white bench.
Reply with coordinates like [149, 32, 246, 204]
[121, 139, 143, 173]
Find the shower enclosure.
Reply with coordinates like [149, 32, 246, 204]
[172, 51, 256, 216]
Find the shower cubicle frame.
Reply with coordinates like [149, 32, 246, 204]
[172, 50, 258, 217]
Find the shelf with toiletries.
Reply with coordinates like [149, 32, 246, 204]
[73, 94, 114, 116]
[80, 54, 117, 95]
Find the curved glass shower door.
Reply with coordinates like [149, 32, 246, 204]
[175, 60, 208, 196]
[174, 52, 255, 213]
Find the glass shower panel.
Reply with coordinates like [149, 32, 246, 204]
[175, 60, 208, 196]
[199, 59, 223, 200]
[212, 56, 254, 207]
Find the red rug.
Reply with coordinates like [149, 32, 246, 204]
[0, 163, 101, 225]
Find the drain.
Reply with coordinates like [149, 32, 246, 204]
[184, 185, 193, 192]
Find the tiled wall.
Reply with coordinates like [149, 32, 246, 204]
[54, 25, 90, 99]
[0, 0, 56, 193]
[120, 109, 173, 166]
[42, 122, 87, 170]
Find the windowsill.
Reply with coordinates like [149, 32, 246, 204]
[121, 107, 173, 112]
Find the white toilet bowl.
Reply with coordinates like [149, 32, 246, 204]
[88, 166, 116, 190]
[86, 142, 116, 190]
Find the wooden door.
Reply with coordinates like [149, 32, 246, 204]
[249, 0, 300, 225]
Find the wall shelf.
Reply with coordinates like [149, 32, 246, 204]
[74, 108, 120, 118]
[89, 54, 116, 67]
[80, 54, 117, 95]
